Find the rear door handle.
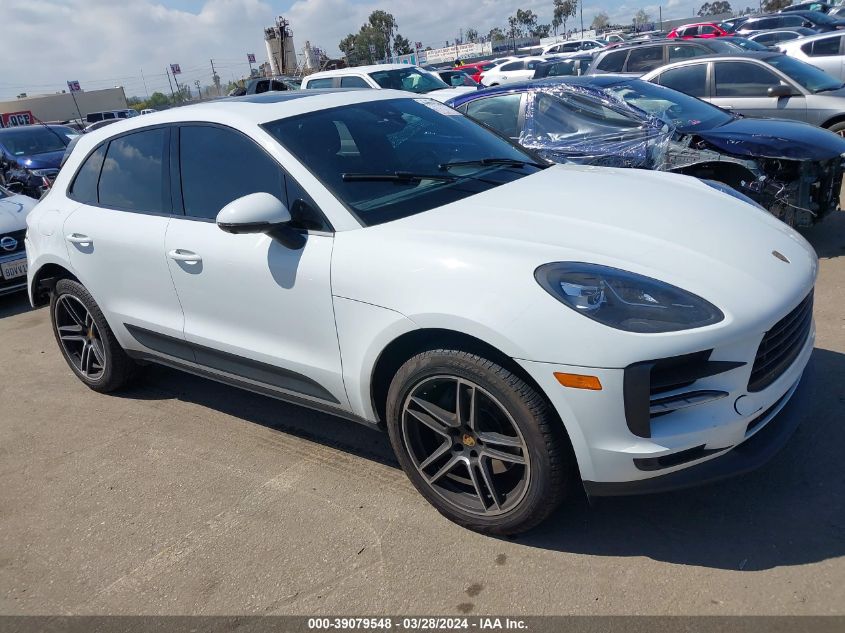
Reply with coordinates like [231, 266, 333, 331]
[168, 249, 202, 263]
[66, 233, 92, 245]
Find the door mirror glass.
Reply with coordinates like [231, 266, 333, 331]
[216, 192, 292, 234]
[767, 84, 793, 98]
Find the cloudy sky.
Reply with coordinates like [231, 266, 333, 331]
[2, 0, 698, 100]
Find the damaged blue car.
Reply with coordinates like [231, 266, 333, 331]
[447, 77, 845, 226]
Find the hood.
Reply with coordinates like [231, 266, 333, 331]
[332, 164, 817, 365]
[689, 116, 845, 161]
[13, 150, 66, 170]
[425, 86, 476, 102]
[0, 193, 37, 233]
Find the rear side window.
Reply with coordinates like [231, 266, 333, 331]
[657, 64, 708, 97]
[500, 61, 524, 71]
[805, 36, 841, 56]
[669, 45, 708, 61]
[626, 47, 664, 72]
[69, 145, 106, 204]
[306, 78, 333, 88]
[340, 76, 370, 88]
[596, 50, 627, 72]
[98, 128, 168, 213]
[714, 61, 781, 97]
[178, 125, 285, 221]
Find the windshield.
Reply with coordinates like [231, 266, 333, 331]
[725, 37, 768, 51]
[264, 98, 543, 226]
[767, 54, 843, 92]
[0, 126, 71, 156]
[368, 68, 451, 93]
[606, 80, 734, 130]
[803, 10, 836, 23]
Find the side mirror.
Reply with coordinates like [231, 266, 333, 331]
[216, 192, 304, 249]
[767, 84, 793, 98]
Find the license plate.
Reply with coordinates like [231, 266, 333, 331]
[1, 258, 27, 280]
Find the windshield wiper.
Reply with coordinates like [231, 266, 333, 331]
[342, 171, 456, 183]
[439, 157, 548, 170]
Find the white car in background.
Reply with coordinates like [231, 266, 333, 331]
[26, 90, 815, 534]
[301, 64, 475, 101]
[480, 57, 547, 86]
[777, 31, 845, 80]
[542, 39, 606, 55]
[0, 185, 37, 295]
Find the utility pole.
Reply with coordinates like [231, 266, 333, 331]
[165, 67, 175, 99]
[210, 59, 221, 96]
[194, 79, 201, 100]
[140, 68, 150, 99]
[580, 1, 584, 36]
[659, 6, 663, 30]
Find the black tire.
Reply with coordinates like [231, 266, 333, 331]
[385, 349, 570, 535]
[826, 121, 845, 137]
[50, 278, 136, 393]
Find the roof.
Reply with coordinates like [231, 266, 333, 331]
[670, 21, 723, 28]
[307, 64, 419, 79]
[779, 29, 843, 44]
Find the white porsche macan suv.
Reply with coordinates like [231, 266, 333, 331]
[26, 91, 816, 534]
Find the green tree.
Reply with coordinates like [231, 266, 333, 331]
[147, 92, 170, 108]
[633, 8, 650, 28]
[533, 24, 552, 37]
[338, 10, 401, 64]
[762, 0, 792, 10]
[591, 11, 610, 30]
[487, 27, 506, 41]
[368, 9, 398, 57]
[554, 0, 579, 36]
[465, 27, 480, 43]
[393, 33, 413, 55]
[698, 1, 732, 15]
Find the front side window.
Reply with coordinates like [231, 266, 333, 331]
[178, 125, 285, 221]
[263, 98, 542, 226]
[340, 76, 371, 88]
[714, 62, 781, 97]
[464, 94, 523, 138]
[626, 47, 664, 73]
[657, 64, 708, 97]
[98, 128, 167, 213]
[499, 61, 524, 72]
[597, 50, 627, 72]
[700, 25, 717, 35]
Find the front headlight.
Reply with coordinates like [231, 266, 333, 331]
[535, 262, 724, 333]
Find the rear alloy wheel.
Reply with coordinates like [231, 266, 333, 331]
[827, 121, 845, 137]
[386, 349, 570, 534]
[50, 278, 136, 393]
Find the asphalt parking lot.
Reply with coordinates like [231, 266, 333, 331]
[1, 212, 844, 617]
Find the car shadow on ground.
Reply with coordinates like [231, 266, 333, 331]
[517, 348, 845, 571]
[0, 292, 32, 319]
[804, 208, 845, 259]
[123, 347, 844, 572]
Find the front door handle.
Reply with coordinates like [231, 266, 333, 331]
[66, 233, 93, 246]
[168, 249, 202, 263]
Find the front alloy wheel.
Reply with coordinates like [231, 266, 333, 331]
[386, 349, 570, 535]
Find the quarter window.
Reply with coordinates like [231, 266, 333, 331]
[500, 61, 524, 72]
[69, 145, 106, 205]
[98, 128, 168, 213]
[658, 64, 708, 97]
[714, 62, 781, 97]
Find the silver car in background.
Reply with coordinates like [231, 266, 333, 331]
[777, 31, 845, 80]
[641, 51, 845, 135]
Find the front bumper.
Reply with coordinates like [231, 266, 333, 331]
[583, 363, 811, 496]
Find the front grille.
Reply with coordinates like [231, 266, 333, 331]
[0, 229, 26, 256]
[748, 291, 813, 393]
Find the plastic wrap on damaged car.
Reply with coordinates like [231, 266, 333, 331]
[517, 84, 675, 169]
